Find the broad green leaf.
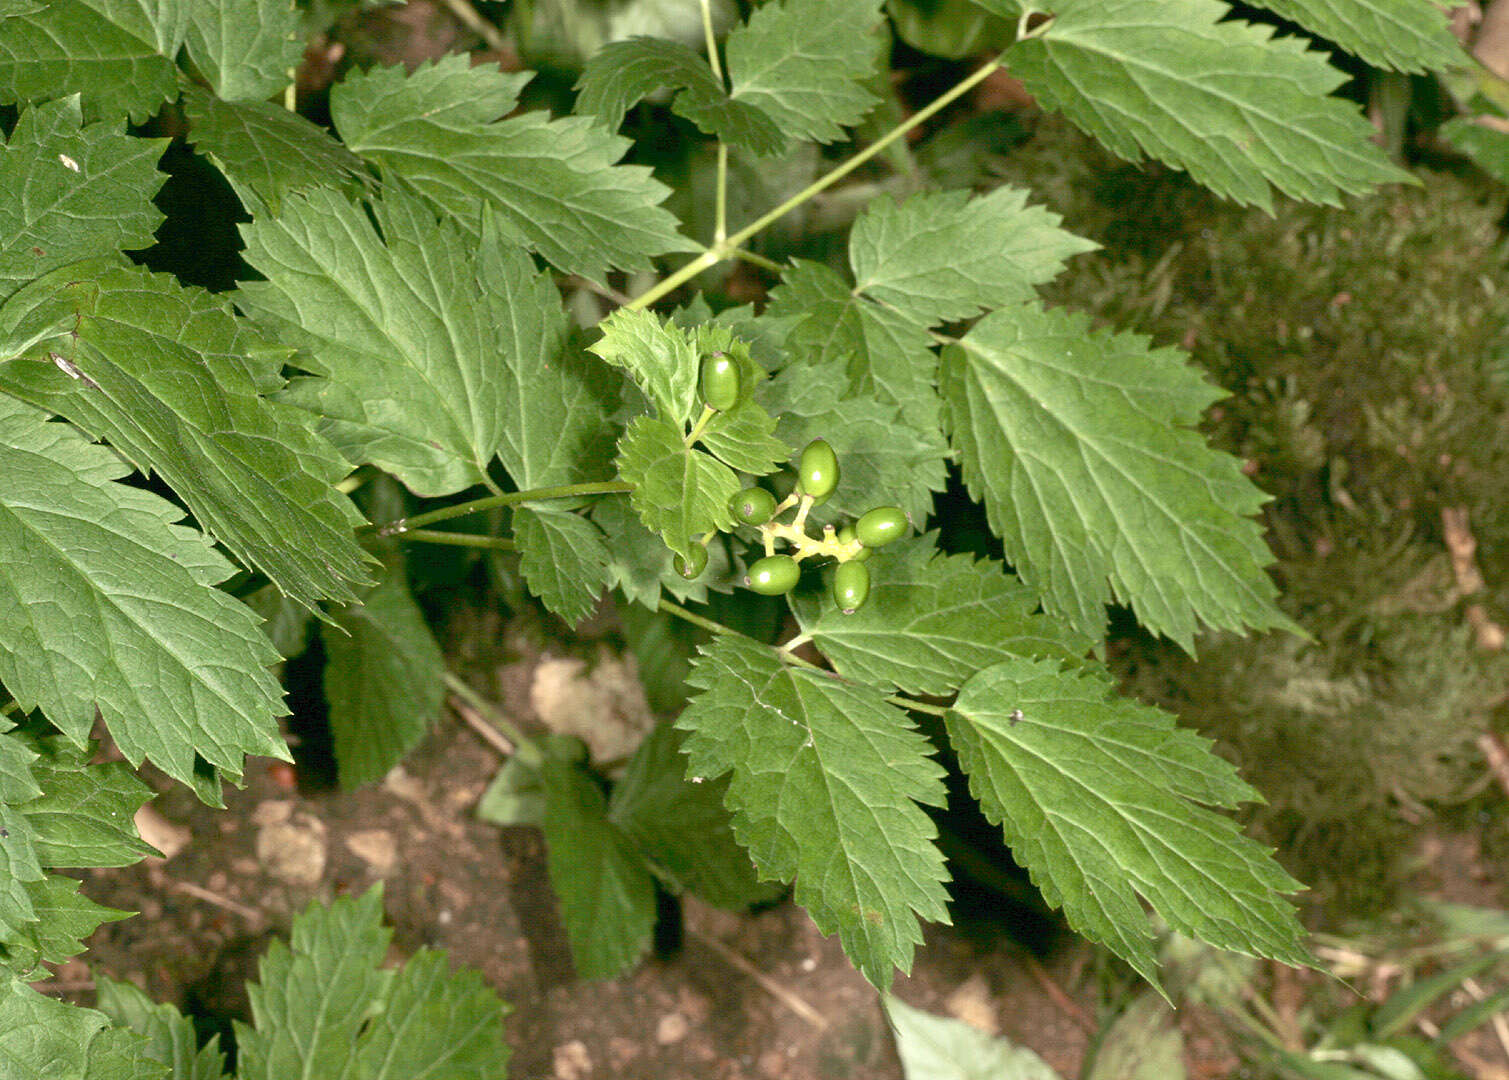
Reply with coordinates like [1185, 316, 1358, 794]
[0, 982, 168, 1080]
[946, 657, 1308, 991]
[940, 303, 1295, 649]
[1009, 0, 1412, 209]
[888, 0, 1016, 60]
[184, 0, 302, 102]
[324, 567, 445, 789]
[609, 721, 783, 909]
[792, 535, 1092, 695]
[884, 994, 1062, 1080]
[514, 506, 615, 626]
[0, 98, 167, 304]
[576, 37, 784, 157]
[679, 636, 950, 988]
[0, 725, 40, 805]
[1441, 118, 1509, 187]
[238, 186, 515, 497]
[849, 187, 1097, 325]
[352, 949, 511, 1080]
[183, 89, 367, 215]
[332, 54, 695, 283]
[589, 307, 699, 428]
[590, 494, 732, 608]
[1086, 992, 1185, 1080]
[1255, 0, 1460, 73]
[94, 976, 228, 1080]
[475, 734, 587, 828]
[0, 261, 374, 613]
[24, 750, 157, 867]
[615, 415, 741, 562]
[540, 758, 657, 980]
[0, 0, 184, 123]
[727, 0, 886, 145]
[0, 803, 44, 941]
[235, 888, 393, 1080]
[3, 876, 133, 980]
[0, 397, 288, 786]
[617, 604, 699, 713]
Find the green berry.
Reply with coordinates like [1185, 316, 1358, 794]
[700, 352, 741, 411]
[833, 561, 870, 613]
[836, 524, 871, 562]
[674, 544, 708, 579]
[729, 487, 777, 526]
[798, 438, 839, 501]
[855, 506, 908, 549]
[745, 554, 800, 595]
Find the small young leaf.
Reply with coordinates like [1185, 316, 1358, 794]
[680, 636, 951, 988]
[615, 415, 741, 562]
[324, 567, 445, 790]
[1253, 0, 1461, 73]
[332, 54, 696, 283]
[183, 0, 302, 102]
[727, 0, 887, 146]
[95, 975, 228, 1080]
[514, 506, 615, 626]
[540, 758, 657, 980]
[941, 302, 1298, 648]
[589, 307, 700, 428]
[946, 657, 1309, 992]
[1009, 0, 1412, 209]
[884, 994, 1063, 1080]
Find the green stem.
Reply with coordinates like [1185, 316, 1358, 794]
[367, 480, 634, 536]
[628, 54, 1007, 311]
[731, 247, 783, 273]
[685, 405, 717, 447]
[443, 672, 541, 766]
[401, 530, 516, 551]
[698, 0, 724, 80]
[657, 597, 737, 638]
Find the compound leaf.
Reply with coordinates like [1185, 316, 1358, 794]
[940, 303, 1296, 649]
[727, 0, 886, 145]
[616, 415, 740, 562]
[332, 54, 695, 283]
[792, 535, 1092, 695]
[0, 260, 374, 613]
[849, 187, 1097, 325]
[0, 98, 167, 305]
[183, 0, 303, 102]
[679, 636, 950, 988]
[0, 396, 288, 787]
[1254, 0, 1461, 73]
[514, 506, 615, 626]
[540, 758, 657, 980]
[1009, 0, 1411, 209]
[324, 567, 445, 790]
[947, 657, 1309, 991]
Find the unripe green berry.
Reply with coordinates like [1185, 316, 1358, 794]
[744, 554, 800, 595]
[674, 544, 708, 579]
[833, 561, 870, 613]
[798, 438, 839, 500]
[855, 505, 908, 549]
[729, 487, 777, 526]
[836, 524, 872, 562]
[700, 352, 740, 411]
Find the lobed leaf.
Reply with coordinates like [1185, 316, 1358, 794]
[615, 415, 741, 562]
[514, 506, 615, 626]
[1008, 0, 1412, 209]
[3, 877, 133, 983]
[24, 745, 158, 868]
[679, 636, 950, 988]
[946, 657, 1309, 991]
[1254, 0, 1461, 73]
[940, 302, 1297, 648]
[589, 307, 700, 429]
[351, 949, 511, 1079]
[183, 0, 303, 102]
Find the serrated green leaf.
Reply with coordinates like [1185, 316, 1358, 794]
[850, 187, 1097, 325]
[183, 88, 367, 215]
[609, 721, 784, 909]
[514, 506, 615, 626]
[2, 877, 132, 980]
[23, 754, 156, 867]
[325, 567, 445, 790]
[589, 307, 700, 428]
[94, 976, 227, 1080]
[941, 303, 1296, 648]
[235, 887, 393, 1080]
[0, 981, 168, 1080]
[1255, 0, 1460, 73]
[184, 0, 302, 102]
[590, 494, 730, 608]
[727, 0, 886, 145]
[0, 98, 167, 305]
[239, 185, 514, 495]
[884, 994, 1063, 1080]
[0, 397, 288, 786]
[0, 0, 184, 123]
[576, 37, 784, 157]
[0, 261, 374, 613]
[540, 758, 656, 980]
[616, 415, 741, 562]
[332, 54, 696, 283]
[352, 948, 511, 1079]
[792, 535, 1092, 695]
[1009, 0, 1412, 209]
[0, 726, 40, 806]
[946, 657, 1308, 991]
[679, 635, 950, 988]
[0, 804, 44, 941]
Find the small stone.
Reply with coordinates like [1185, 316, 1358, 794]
[254, 803, 327, 887]
[344, 829, 398, 877]
[944, 971, 998, 1035]
[134, 803, 190, 860]
[655, 1012, 689, 1045]
[552, 1039, 592, 1079]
